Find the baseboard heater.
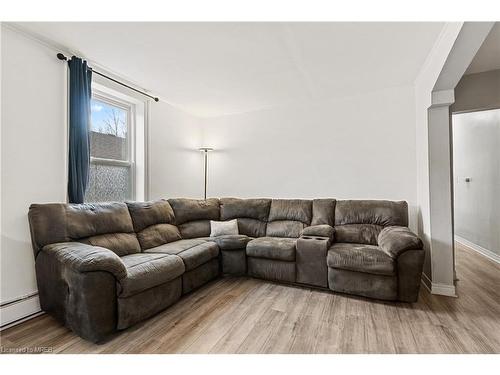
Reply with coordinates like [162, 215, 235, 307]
[0, 292, 42, 330]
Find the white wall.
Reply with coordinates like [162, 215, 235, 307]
[201, 85, 419, 229]
[452, 69, 500, 113]
[453, 109, 500, 259]
[1, 25, 67, 325]
[149, 101, 203, 200]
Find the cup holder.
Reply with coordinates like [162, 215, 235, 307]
[301, 236, 327, 241]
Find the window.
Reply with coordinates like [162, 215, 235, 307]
[85, 92, 135, 202]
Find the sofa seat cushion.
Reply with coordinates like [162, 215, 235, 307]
[205, 234, 251, 250]
[246, 237, 296, 261]
[145, 239, 219, 271]
[118, 253, 185, 297]
[327, 243, 395, 276]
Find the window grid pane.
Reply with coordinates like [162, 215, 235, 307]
[90, 98, 129, 161]
[87, 94, 133, 203]
[85, 163, 131, 203]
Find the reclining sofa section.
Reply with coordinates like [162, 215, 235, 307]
[28, 197, 424, 342]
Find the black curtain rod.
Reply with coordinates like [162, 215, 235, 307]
[57, 53, 159, 102]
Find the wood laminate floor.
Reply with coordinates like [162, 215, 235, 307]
[1, 243, 499, 354]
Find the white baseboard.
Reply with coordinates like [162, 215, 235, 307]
[421, 272, 432, 293]
[421, 272, 457, 297]
[431, 282, 457, 297]
[455, 235, 500, 264]
[0, 292, 42, 330]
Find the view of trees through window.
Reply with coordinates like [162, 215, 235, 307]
[85, 97, 132, 203]
[91, 99, 127, 137]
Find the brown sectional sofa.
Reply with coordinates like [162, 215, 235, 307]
[28, 197, 424, 342]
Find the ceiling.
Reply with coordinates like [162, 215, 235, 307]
[16, 22, 445, 117]
[465, 22, 500, 75]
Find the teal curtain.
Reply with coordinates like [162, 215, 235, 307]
[68, 57, 92, 203]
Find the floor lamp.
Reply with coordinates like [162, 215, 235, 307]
[198, 147, 213, 200]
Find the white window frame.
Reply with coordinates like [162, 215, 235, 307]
[88, 89, 137, 201]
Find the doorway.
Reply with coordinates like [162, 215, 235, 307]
[452, 108, 500, 264]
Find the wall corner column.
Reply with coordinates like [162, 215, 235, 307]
[427, 89, 457, 297]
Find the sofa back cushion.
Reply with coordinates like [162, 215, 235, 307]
[266, 199, 312, 238]
[311, 198, 336, 226]
[168, 198, 220, 238]
[220, 197, 271, 237]
[28, 202, 140, 257]
[126, 200, 181, 250]
[334, 200, 408, 245]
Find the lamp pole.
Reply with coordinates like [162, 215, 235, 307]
[198, 147, 213, 200]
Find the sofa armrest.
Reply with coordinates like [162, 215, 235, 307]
[378, 226, 423, 259]
[36, 243, 120, 342]
[301, 225, 335, 240]
[42, 242, 127, 280]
